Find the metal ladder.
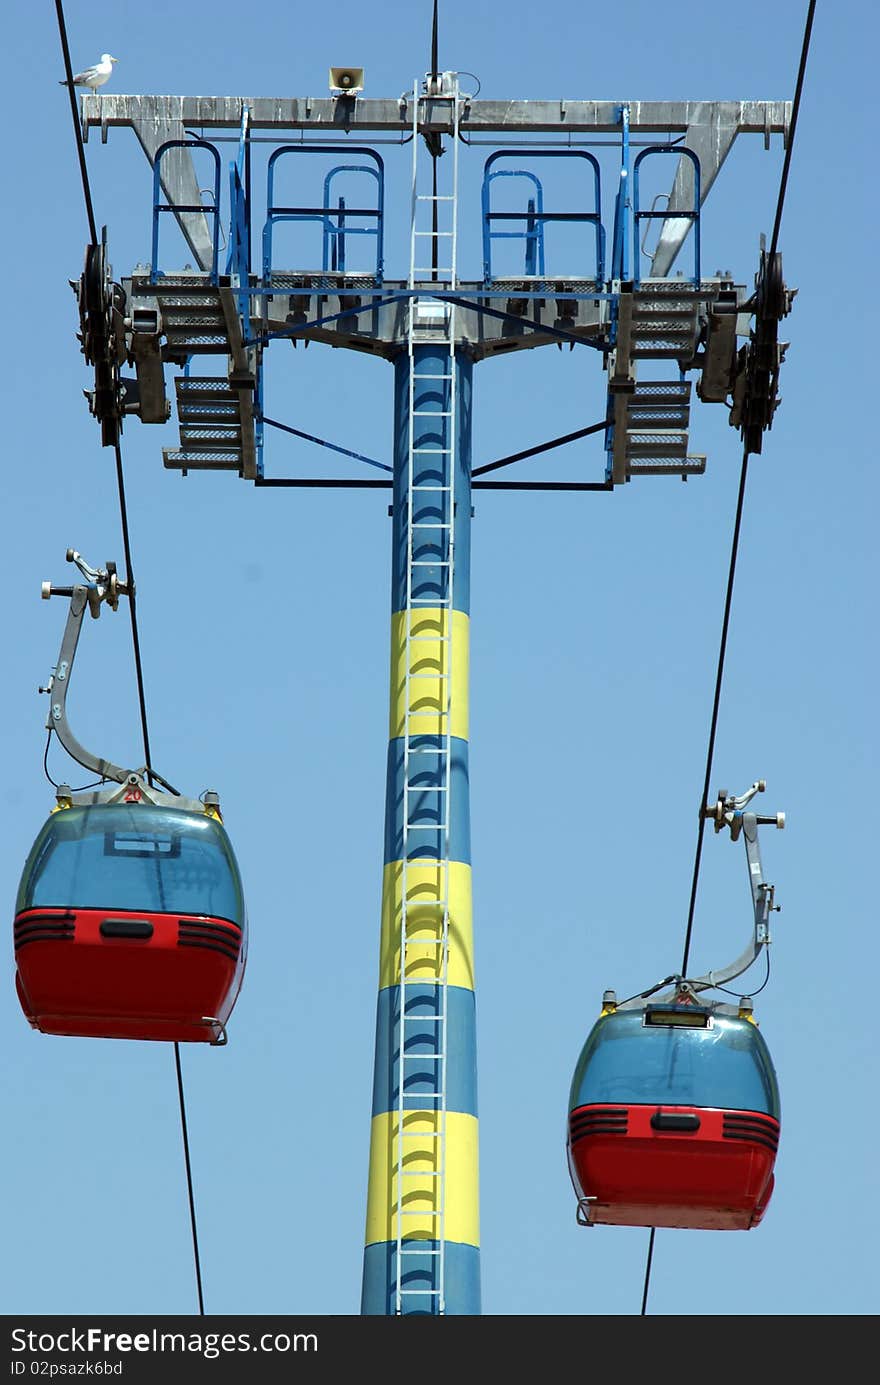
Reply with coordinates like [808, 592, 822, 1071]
[394, 74, 461, 1317]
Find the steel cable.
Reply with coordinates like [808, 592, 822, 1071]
[54, 1, 206, 1316]
[640, 0, 816, 1315]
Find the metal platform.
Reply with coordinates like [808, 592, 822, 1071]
[119, 267, 745, 481]
[83, 88, 789, 485]
[82, 95, 790, 280]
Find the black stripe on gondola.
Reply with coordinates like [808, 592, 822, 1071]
[723, 1112, 779, 1131]
[180, 913, 242, 930]
[570, 1126, 629, 1144]
[100, 918, 154, 939]
[722, 1116, 780, 1143]
[570, 1110, 629, 1138]
[178, 919, 241, 941]
[177, 937, 241, 962]
[15, 930, 75, 950]
[178, 926, 242, 951]
[14, 929, 75, 946]
[570, 1126, 628, 1138]
[14, 911, 76, 932]
[570, 1107, 628, 1120]
[177, 920, 243, 943]
[570, 1113, 634, 1124]
[721, 1129, 779, 1153]
[723, 1116, 780, 1140]
[14, 918, 76, 938]
[726, 1119, 781, 1141]
[570, 1112, 629, 1130]
[15, 910, 77, 923]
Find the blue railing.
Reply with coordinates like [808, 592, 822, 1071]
[262, 146, 384, 282]
[227, 164, 250, 320]
[151, 138, 222, 284]
[632, 145, 701, 285]
[226, 110, 251, 300]
[610, 104, 631, 283]
[481, 150, 604, 285]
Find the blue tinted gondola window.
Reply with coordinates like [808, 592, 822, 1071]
[17, 806, 245, 926]
[570, 1010, 780, 1117]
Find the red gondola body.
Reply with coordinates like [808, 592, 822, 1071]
[567, 1003, 781, 1231]
[13, 802, 247, 1044]
[568, 1101, 779, 1231]
[14, 906, 244, 1043]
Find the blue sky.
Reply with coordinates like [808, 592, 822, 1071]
[1, 1, 875, 1317]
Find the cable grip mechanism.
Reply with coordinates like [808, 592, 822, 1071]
[615, 779, 787, 1009]
[41, 547, 130, 616]
[703, 780, 785, 839]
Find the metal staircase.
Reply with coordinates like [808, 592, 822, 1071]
[630, 283, 703, 359]
[125, 270, 259, 478]
[163, 375, 255, 474]
[135, 272, 230, 355]
[608, 282, 707, 483]
[394, 75, 461, 1316]
[609, 378, 706, 481]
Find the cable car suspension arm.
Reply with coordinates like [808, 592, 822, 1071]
[39, 548, 175, 792]
[691, 779, 785, 993]
[618, 780, 785, 1010]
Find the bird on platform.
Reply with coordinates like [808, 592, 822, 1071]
[59, 54, 118, 93]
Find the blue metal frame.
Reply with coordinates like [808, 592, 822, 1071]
[605, 106, 632, 477]
[245, 290, 610, 353]
[481, 150, 604, 285]
[483, 168, 545, 278]
[610, 104, 631, 284]
[632, 145, 701, 285]
[254, 360, 264, 480]
[221, 110, 264, 482]
[151, 138, 222, 285]
[226, 110, 252, 320]
[262, 146, 385, 283]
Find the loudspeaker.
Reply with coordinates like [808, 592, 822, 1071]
[329, 67, 364, 94]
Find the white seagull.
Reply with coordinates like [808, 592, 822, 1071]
[59, 53, 118, 93]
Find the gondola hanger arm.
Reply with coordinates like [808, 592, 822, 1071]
[39, 549, 204, 809]
[690, 780, 785, 993]
[39, 547, 135, 785]
[615, 780, 785, 1011]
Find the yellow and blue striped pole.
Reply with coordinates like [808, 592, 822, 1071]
[361, 346, 480, 1314]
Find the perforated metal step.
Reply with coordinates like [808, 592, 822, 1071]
[165, 375, 255, 477]
[628, 454, 706, 476]
[608, 377, 702, 482]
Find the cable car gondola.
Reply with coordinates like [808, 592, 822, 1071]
[567, 781, 785, 1231]
[15, 787, 247, 1043]
[13, 549, 247, 1044]
[567, 992, 780, 1230]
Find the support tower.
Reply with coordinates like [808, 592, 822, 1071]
[73, 66, 794, 1315]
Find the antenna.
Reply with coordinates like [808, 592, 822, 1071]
[431, 0, 439, 85]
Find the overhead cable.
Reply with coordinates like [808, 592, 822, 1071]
[53, 1, 207, 1315]
[640, 0, 817, 1317]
